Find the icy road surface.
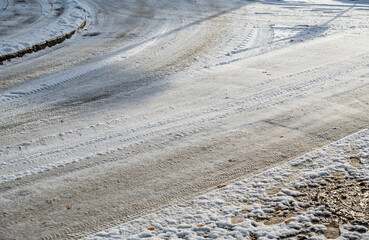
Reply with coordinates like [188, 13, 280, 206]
[0, 0, 369, 239]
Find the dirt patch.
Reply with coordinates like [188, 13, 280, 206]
[295, 172, 369, 229]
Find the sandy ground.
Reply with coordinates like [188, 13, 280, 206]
[0, 0, 369, 239]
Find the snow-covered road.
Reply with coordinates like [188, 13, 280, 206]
[0, 0, 369, 239]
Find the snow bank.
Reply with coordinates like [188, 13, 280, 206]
[0, 0, 90, 57]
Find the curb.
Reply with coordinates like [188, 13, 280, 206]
[0, 20, 86, 65]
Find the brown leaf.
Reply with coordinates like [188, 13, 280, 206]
[148, 227, 155, 231]
[284, 219, 293, 223]
[198, 224, 205, 227]
[249, 232, 258, 240]
[67, 205, 72, 209]
[60, 120, 64, 123]
[228, 159, 236, 162]
[217, 184, 227, 188]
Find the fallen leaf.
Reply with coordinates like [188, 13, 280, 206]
[284, 219, 293, 223]
[2, 83, 8, 85]
[217, 184, 227, 188]
[275, 207, 284, 211]
[147, 227, 155, 231]
[60, 120, 64, 123]
[228, 159, 236, 162]
[280, 154, 288, 158]
[198, 224, 205, 227]
[67, 205, 72, 209]
[249, 233, 258, 240]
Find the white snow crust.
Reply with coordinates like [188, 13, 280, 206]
[0, 0, 89, 56]
[0, 0, 369, 238]
[85, 129, 369, 240]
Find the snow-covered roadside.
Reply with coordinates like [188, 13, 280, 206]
[85, 129, 369, 240]
[0, 0, 90, 56]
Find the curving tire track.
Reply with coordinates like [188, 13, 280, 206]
[0, 0, 369, 239]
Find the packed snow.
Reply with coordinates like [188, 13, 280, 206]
[0, 0, 368, 239]
[0, 0, 89, 56]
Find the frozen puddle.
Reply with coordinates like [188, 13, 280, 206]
[85, 129, 369, 240]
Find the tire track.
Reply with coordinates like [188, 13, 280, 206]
[0, 1, 369, 239]
[1, 53, 367, 183]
